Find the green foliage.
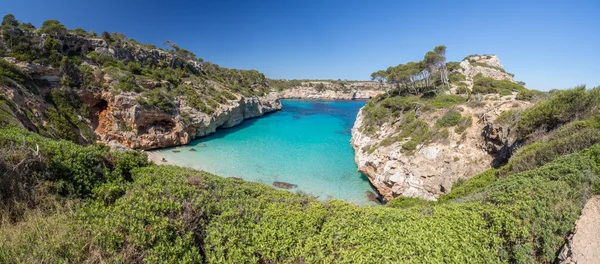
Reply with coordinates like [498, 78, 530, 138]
[472, 77, 526, 94]
[516, 89, 544, 101]
[448, 72, 466, 83]
[402, 140, 418, 151]
[436, 109, 462, 127]
[470, 61, 507, 73]
[141, 89, 175, 114]
[387, 196, 432, 209]
[116, 75, 141, 92]
[59, 57, 81, 88]
[361, 94, 419, 134]
[0, 58, 37, 93]
[446, 61, 461, 71]
[87, 51, 118, 67]
[593, 181, 600, 195]
[454, 115, 472, 133]
[495, 109, 522, 126]
[1, 122, 600, 263]
[501, 116, 600, 175]
[39, 20, 67, 36]
[0, 127, 146, 200]
[429, 94, 466, 108]
[516, 86, 600, 138]
[268, 79, 303, 91]
[438, 169, 498, 202]
[1, 14, 19, 28]
[69, 28, 88, 36]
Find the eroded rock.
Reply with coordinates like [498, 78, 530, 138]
[273, 181, 297, 189]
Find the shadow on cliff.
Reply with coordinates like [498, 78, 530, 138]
[189, 110, 281, 143]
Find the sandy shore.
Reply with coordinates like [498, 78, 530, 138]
[146, 151, 174, 165]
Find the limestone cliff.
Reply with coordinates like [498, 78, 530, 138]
[350, 55, 531, 201]
[0, 30, 281, 150]
[452, 54, 517, 91]
[277, 81, 387, 100]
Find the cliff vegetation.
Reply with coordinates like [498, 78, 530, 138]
[1, 15, 599, 263]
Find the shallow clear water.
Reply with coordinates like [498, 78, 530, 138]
[151, 100, 378, 205]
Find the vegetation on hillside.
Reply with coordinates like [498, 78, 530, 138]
[1, 106, 599, 262]
[0, 14, 272, 143]
[268, 79, 378, 93]
[1, 14, 600, 264]
[370, 45, 451, 95]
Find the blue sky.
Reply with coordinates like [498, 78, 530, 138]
[2, 0, 599, 90]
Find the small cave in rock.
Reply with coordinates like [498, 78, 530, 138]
[138, 119, 176, 134]
[91, 100, 109, 133]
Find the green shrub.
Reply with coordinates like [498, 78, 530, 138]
[449, 72, 466, 83]
[516, 86, 600, 138]
[142, 89, 175, 114]
[1, 124, 600, 263]
[495, 109, 522, 127]
[117, 75, 141, 92]
[387, 196, 432, 209]
[402, 140, 418, 151]
[361, 95, 419, 134]
[516, 89, 543, 101]
[429, 94, 466, 108]
[436, 109, 462, 127]
[501, 117, 600, 175]
[472, 77, 526, 94]
[593, 181, 600, 195]
[454, 116, 472, 133]
[0, 58, 37, 93]
[438, 169, 497, 202]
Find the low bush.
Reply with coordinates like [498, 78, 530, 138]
[436, 109, 462, 127]
[141, 89, 175, 114]
[516, 86, 600, 138]
[449, 72, 466, 83]
[454, 116, 472, 133]
[429, 94, 466, 108]
[386, 196, 432, 209]
[472, 77, 526, 95]
[1, 124, 599, 263]
[501, 117, 600, 175]
[516, 89, 544, 101]
[438, 169, 498, 202]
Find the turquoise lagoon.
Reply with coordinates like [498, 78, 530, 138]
[151, 100, 379, 205]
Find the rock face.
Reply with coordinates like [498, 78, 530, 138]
[458, 55, 515, 82]
[278, 81, 387, 100]
[90, 90, 281, 150]
[558, 196, 600, 264]
[1, 31, 283, 151]
[351, 96, 530, 201]
[349, 54, 531, 201]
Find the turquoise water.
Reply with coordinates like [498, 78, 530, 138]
[151, 100, 378, 205]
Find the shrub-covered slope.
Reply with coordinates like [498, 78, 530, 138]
[0, 14, 281, 150]
[2, 87, 600, 263]
[0, 123, 598, 263]
[352, 47, 536, 201]
[2, 17, 600, 264]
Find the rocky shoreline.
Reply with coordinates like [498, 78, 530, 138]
[278, 86, 383, 100]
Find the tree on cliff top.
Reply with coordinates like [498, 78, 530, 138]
[40, 20, 67, 36]
[1, 14, 19, 29]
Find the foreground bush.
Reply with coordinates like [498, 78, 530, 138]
[0, 127, 599, 263]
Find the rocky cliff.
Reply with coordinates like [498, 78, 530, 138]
[277, 81, 387, 100]
[351, 55, 531, 201]
[0, 27, 281, 150]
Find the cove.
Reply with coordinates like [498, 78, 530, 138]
[150, 100, 379, 205]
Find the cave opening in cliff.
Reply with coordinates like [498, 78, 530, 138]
[139, 119, 176, 134]
[91, 100, 109, 133]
